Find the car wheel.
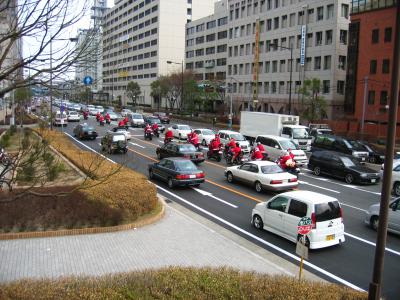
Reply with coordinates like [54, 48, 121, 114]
[255, 181, 263, 193]
[369, 156, 376, 164]
[168, 178, 174, 188]
[202, 139, 207, 146]
[313, 166, 321, 176]
[157, 152, 161, 160]
[252, 215, 263, 230]
[370, 216, 379, 231]
[149, 170, 154, 179]
[345, 173, 354, 184]
[394, 182, 400, 196]
[227, 172, 234, 183]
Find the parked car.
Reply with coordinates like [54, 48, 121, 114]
[121, 108, 132, 117]
[311, 135, 369, 162]
[128, 113, 145, 127]
[169, 124, 192, 140]
[111, 126, 131, 140]
[255, 135, 308, 167]
[251, 190, 345, 249]
[101, 132, 127, 154]
[153, 112, 170, 124]
[356, 141, 385, 164]
[156, 142, 205, 164]
[146, 117, 165, 133]
[365, 198, 400, 234]
[193, 128, 215, 146]
[67, 111, 80, 122]
[308, 150, 380, 184]
[73, 124, 97, 140]
[225, 161, 298, 193]
[148, 157, 205, 188]
[218, 130, 251, 154]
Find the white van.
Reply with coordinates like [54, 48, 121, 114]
[53, 111, 68, 127]
[252, 190, 345, 249]
[255, 135, 308, 166]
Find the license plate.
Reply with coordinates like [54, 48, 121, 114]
[326, 234, 335, 241]
[361, 157, 365, 161]
[189, 175, 196, 179]
[371, 179, 376, 183]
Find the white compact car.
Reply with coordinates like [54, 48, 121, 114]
[225, 161, 298, 192]
[381, 160, 400, 196]
[218, 130, 251, 154]
[365, 198, 400, 234]
[252, 191, 345, 249]
[67, 111, 80, 122]
[170, 124, 192, 140]
[193, 128, 215, 146]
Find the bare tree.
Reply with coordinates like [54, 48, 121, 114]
[0, 0, 96, 98]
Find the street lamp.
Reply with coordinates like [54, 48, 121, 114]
[167, 60, 184, 110]
[270, 43, 293, 115]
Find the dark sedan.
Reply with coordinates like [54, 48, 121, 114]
[145, 117, 165, 132]
[73, 124, 98, 140]
[153, 112, 170, 124]
[308, 150, 381, 184]
[156, 142, 205, 164]
[149, 158, 205, 188]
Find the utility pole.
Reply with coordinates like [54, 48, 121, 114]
[361, 76, 368, 137]
[368, 1, 400, 299]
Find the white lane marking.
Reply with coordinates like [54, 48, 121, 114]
[302, 173, 381, 196]
[340, 203, 368, 212]
[64, 132, 116, 164]
[192, 187, 238, 208]
[156, 184, 364, 292]
[345, 232, 400, 257]
[129, 142, 146, 149]
[298, 180, 340, 194]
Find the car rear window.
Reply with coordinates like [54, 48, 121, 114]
[112, 135, 125, 142]
[179, 144, 197, 152]
[315, 201, 341, 222]
[175, 160, 197, 171]
[261, 165, 283, 174]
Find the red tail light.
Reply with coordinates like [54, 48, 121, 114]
[196, 172, 205, 178]
[176, 174, 190, 179]
[340, 207, 343, 223]
[270, 180, 283, 184]
[311, 212, 316, 229]
[289, 178, 298, 182]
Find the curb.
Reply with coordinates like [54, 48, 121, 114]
[0, 197, 165, 240]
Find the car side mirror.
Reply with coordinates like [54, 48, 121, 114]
[274, 145, 279, 149]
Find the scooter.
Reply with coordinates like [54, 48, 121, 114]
[144, 128, 154, 140]
[99, 119, 105, 126]
[276, 157, 300, 178]
[225, 152, 248, 166]
[153, 127, 160, 138]
[106, 118, 111, 125]
[207, 146, 223, 162]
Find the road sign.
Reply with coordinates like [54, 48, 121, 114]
[296, 241, 308, 260]
[60, 105, 65, 113]
[83, 76, 93, 85]
[297, 216, 312, 235]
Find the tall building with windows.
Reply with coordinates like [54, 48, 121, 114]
[185, 0, 350, 119]
[345, 0, 399, 137]
[102, 0, 217, 106]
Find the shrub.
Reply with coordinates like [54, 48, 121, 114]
[0, 132, 10, 147]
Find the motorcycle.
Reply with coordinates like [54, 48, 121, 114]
[144, 128, 154, 140]
[225, 151, 248, 166]
[188, 138, 200, 150]
[99, 119, 105, 126]
[83, 112, 88, 120]
[153, 127, 160, 138]
[207, 146, 223, 162]
[276, 157, 300, 178]
[250, 148, 268, 161]
[164, 137, 173, 144]
[105, 118, 111, 125]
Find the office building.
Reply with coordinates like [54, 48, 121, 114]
[102, 0, 218, 106]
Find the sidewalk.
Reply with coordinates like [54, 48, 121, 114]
[0, 200, 322, 283]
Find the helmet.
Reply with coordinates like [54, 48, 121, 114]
[257, 142, 261, 145]
[236, 142, 240, 147]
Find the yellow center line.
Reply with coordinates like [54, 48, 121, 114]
[127, 147, 262, 203]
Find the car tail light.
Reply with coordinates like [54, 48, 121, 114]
[340, 207, 343, 223]
[176, 174, 190, 179]
[196, 172, 205, 178]
[289, 178, 298, 182]
[311, 212, 316, 229]
[270, 180, 283, 184]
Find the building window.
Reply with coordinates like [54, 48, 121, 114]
[368, 90, 375, 105]
[218, 31, 227, 39]
[271, 81, 277, 93]
[372, 29, 379, 44]
[267, 19, 272, 31]
[384, 27, 392, 43]
[206, 33, 215, 42]
[337, 80, 345, 95]
[274, 17, 279, 29]
[314, 56, 321, 70]
[380, 91, 388, 105]
[323, 80, 330, 94]
[317, 7, 324, 21]
[382, 59, 390, 74]
[370, 60, 377, 74]
[338, 56, 346, 70]
[325, 30, 333, 45]
[327, 4, 334, 19]
[340, 30, 347, 45]
[207, 20, 216, 29]
[289, 13, 295, 27]
[272, 60, 278, 72]
[281, 15, 287, 28]
[217, 44, 227, 53]
[324, 55, 331, 70]
[315, 31, 322, 46]
[298, 11, 304, 25]
[341, 4, 349, 19]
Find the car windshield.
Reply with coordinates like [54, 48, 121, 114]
[318, 129, 333, 135]
[202, 129, 214, 135]
[178, 125, 191, 130]
[151, 118, 161, 124]
[95, 106, 103, 109]
[280, 139, 297, 150]
[175, 160, 197, 171]
[69, 112, 78, 115]
[315, 201, 341, 222]
[132, 114, 142, 119]
[230, 133, 245, 141]
[116, 128, 127, 133]
[261, 165, 284, 174]
[349, 140, 365, 151]
[112, 135, 126, 142]
[340, 156, 358, 167]
[178, 144, 197, 152]
[292, 128, 311, 139]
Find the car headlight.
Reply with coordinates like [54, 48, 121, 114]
[360, 173, 368, 178]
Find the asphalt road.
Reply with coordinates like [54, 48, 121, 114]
[56, 115, 399, 299]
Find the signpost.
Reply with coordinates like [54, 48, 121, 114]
[300, 25, 307, 66]
[296, 216, 312, 280]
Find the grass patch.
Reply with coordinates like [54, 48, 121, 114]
[0, 267, 367, 299]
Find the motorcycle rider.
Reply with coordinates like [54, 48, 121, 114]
[99, 114, 105, 126]
[118, 119, 125, 127]
[105, 112, 111, 124]
[96, 111, 101, 121]
[279, 149, 295, 170]
[208, 134, 222, 157]
[231, 142, 242, 164]
[164, 128, 174, 144]
[151, 122, 159, 136]
[189, 131, 199, 148]
[83, 110, 88, 120]
[251, 146, 263, 161]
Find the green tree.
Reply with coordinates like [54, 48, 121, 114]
[126, 81, 141, 108]
[150, 78, 168, 110]
[299, 78, 327, 123]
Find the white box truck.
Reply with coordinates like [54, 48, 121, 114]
[240, 111, 312, 151]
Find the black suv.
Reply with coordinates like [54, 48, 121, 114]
[311, 135, 369, 162]
[101, 132, 127, 154]
[308, 150, 380, 184]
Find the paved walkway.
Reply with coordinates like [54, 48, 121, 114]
[0, 201, 322, 283]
